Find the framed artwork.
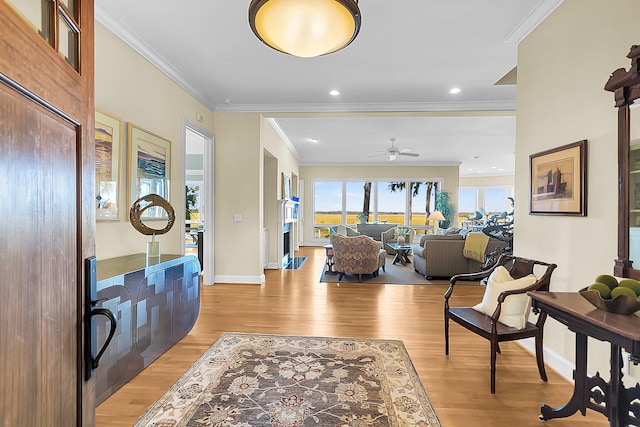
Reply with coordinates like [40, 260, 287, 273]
[529, 139, 587, 216]
[128, 123, 171, 219]
[95, 110, 122, 220]
[282, 173, 291, 200]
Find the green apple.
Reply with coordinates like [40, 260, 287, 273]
[611, 286, 637, 299]
[618, 279, 640, 296]
[595, 274, 618, 290]
[588, 282, 612, 299]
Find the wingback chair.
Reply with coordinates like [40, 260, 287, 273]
[330, 234, 386, 282]
[328, 224, 360, 237]
[444, 254, 557, 393]
[381, 226, 414, 255]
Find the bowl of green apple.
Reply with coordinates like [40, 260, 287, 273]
[579, 274, 640, 315]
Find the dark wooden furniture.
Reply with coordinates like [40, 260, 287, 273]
[444, 255, 557, 393]
[605, 44, 640, 280]
[94, 254, 201, 404]
[530, 292, 640, 427]
[0, 1, 96, 424]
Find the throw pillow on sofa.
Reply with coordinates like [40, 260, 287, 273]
[472, 266, 537, 330]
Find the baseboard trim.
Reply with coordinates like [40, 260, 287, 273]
[518, 338, 574, 382]
[212, 274, 265, 284]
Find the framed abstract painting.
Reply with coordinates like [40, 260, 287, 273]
[95, 110, 122, 220]
[128, 123, 172, 219]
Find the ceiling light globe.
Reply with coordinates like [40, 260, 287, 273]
[249, 0, 361, 58]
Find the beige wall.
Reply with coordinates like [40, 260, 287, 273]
[299, 165, 460, 244]
[260, 119, 300, 268]
[517, 0, 639, 380]
[212, 113, 264, 283]
[95, 23, 214, 260]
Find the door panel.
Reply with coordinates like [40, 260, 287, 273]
[0, 1, 95, 425]
[0, 81, 78, 425]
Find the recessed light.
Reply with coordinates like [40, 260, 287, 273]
[329, 89, 340, 96]
[449, 87, 461, 94]
[310, 138, 319, 143]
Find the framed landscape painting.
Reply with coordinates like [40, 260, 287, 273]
[282, 173, 291, 200]
[128, 123, 171, 219]
[529, 140, 587, 216]
[95, 110, 122, 220]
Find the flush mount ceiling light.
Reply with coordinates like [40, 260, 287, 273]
[248, 0, 361, 58]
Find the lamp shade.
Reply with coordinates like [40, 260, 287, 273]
[248, 0, 361, 58]
[428, 211, 446, 221]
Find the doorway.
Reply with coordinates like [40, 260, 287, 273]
[183, 121, 214, 284]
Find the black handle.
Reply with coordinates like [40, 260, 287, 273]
[89, 306, 117, 369]
[84, 257, 118, 379]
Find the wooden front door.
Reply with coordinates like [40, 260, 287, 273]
[0, 1, 95, 425]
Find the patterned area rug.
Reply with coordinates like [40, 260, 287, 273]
[134, 332, 441, 426]
[320, 255, 446, 285]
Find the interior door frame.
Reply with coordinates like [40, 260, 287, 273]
[182, 118, 214, 285]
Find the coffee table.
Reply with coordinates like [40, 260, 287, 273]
[387, 243, 412, 265]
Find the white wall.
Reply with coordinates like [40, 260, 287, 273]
[516, 0, 639, 380]
[299, 165, 460, 245]
[95, 23, 214, 260]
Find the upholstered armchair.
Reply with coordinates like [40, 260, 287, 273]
[328, 224, 360, 237]
[381, 226, 414, 255]
[330, 234, 386, 282]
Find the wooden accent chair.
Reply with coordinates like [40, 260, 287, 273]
[330, 234, 386, 282]
[444, 254, 557, 393]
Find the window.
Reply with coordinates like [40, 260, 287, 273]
[312, 178, 441, 241]
[7, 0, 80, 70]
[314, 181, 342, 238]
[458, 186, 513, 224]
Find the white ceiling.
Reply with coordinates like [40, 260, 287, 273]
[95, 0, 563, 176]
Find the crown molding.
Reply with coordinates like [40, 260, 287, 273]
[505, 0, 564, 46]
[265, 118, 299, 159]
[95, 3, 217, 111]
[215, 100, 516, 113]
[96, 4, 519, 114]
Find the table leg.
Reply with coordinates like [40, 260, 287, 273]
[610, 344, 626, 427]
[540, 332, 588, 421]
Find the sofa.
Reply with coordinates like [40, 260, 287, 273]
[356, 223, 396, 241]
[330, 234, 386, 282]
[411, 231, 508, 279]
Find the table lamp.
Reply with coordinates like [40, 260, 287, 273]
[428, 210, 446, 235]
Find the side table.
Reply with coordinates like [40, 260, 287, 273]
[324, 244, 335, 273]
[530, 291, 640, 427]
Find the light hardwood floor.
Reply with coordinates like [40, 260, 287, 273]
[95, 247, 608, 426]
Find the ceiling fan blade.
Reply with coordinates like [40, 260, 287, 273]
[398, 152, 420, 157]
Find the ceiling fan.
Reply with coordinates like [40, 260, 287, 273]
[372, 138, 420, 161]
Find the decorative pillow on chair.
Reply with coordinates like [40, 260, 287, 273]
[336, 224, 348, 236]
[472, 266, 537, 330]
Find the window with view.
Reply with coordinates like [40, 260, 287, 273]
[312, 179, 441, 241]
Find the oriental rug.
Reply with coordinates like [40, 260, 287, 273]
[134, 332, 441, 427]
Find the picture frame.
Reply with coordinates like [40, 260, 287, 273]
[95, 110, 122, 221]
[128, 123, 171, 219]
[282, 173, 291, 200]
[529, 139, 587, 216]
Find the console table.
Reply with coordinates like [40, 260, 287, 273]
[530, 291, 640, 427]
[94, 254, 201, 404]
